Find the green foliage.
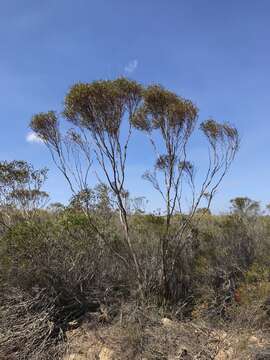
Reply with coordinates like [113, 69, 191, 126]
[63, 78, 143, 136]
[30, 111, 59, 145]
[200, 119, 239, 148]
[132, 84, 198, 133]
[245, 263, 270, 283]
[230, 196, 260, 217]
[0, 160, 48, 212]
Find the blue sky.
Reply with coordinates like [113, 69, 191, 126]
[0, 0, 269, 212]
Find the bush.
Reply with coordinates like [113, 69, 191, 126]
[1, 205, 270, 358]
[0, 287, 66, 360]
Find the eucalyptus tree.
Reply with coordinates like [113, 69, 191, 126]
[0, 160, 48, 226]
[132, 85, 239, 300]
[30, 78, 239, 302]
[31, 78, 144, 295]
[28, 111, 92, 194]
[230, 197, 260, 217]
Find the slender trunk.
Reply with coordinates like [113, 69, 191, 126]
[161, 202, 171, 303]
[124, 220, 144, 300]
[118, 197, 144, 300]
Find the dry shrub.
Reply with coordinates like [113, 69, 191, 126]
[227, 280, 270, 330]
[0, 287, 67, 360]
[0, 216, 129, 359]
[1, 202, 270, 358]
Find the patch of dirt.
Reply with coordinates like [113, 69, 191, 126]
[64, 318, 270, 359]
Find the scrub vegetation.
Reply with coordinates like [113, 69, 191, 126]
[1, 79, 269, 359]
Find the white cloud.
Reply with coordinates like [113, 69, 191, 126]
[26, 132, 43, 144]
[124, 59, 138, 74]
